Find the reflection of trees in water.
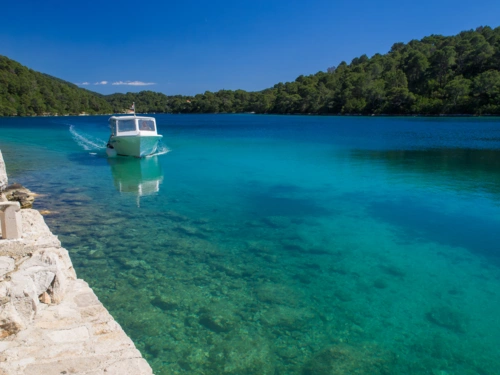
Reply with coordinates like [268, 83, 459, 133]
[351, 148, 500, 197]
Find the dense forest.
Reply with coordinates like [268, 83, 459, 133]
[0, 56, 113, 116]
[2, 26, 500, 116]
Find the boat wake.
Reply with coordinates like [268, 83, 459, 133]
[69, 125, 107, 151]
[146, 141, 170, 157]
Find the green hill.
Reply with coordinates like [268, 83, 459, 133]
[2, 25, 500, 116]
[0, 55, 112, 116]
[106, 26, 500, 116]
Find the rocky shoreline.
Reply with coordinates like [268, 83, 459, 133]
[0, 150, 153, 375]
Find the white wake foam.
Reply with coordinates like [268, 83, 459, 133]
[146, 145, 171, 158]
[69, 125, 107, 151]
[153, 141, 171, 156]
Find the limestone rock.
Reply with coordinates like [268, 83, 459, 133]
[39, 292, 51, 304]
[0, 302, 25, 338]
[7, 271, 39, 329]
[0, 210, 76, 338]
[0, 257, 14, 279]
[3, 184, 36, 209]
[0, 150, 7, 192]
[19, 248, 75, 304]
[0, 280, 153, 375]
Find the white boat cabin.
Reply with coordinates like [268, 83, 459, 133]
[109, 116, 159, 137]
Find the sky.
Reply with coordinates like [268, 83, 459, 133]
[1, 0, 500, 96]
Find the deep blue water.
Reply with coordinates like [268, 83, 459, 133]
[1, 114, 500, 374]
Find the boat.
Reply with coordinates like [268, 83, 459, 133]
[106, 105, 163, 157]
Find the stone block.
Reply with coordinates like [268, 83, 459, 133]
[46, 325, 90, 343]
[0, 202, 22, 240]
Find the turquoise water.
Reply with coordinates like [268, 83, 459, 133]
[1, 115, 500, 374]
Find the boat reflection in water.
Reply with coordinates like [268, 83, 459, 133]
[107, 155, 164, 207]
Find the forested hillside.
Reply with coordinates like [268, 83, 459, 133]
[2, 26, 500, 116]
[0, 56, 112, 116]
[112, 26, 500, 115]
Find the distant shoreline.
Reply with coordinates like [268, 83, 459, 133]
[1, 113, 500, 119]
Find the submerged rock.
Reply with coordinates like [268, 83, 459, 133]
[255, 283, 302, 306]
[164, 210, 189, 222]
[261, 216, 291, 229]
[174, 224, 207, 238]
[151, 296, 180, 311]
[88, 250, 106, 259]
[302, 343, 396, 375]
[196, 301, 241, 334]
[210, 262, 243, 277]
[199, 311, 236, 333]
[426, 306, 468, 333]
[260, 305, 314, 330]
[373, 278, 389, 289]
[206, 334, 275, 374]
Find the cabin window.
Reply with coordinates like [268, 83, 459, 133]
[110, 120, 117, 135]
[139, 120, 155, 131]
[117, 120, 137, 132]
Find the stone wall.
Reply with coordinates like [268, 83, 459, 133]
[0, 152, 153, 375]
[0, 209, 77, 338]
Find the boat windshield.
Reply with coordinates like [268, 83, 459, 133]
[117, 119, 137, 132]
[139, 119, 155, 131]
[110, 119, 117, 135]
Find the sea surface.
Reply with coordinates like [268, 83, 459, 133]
[1, 114, 500, 374]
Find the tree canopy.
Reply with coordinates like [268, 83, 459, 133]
[0, 56, 112, 116]
[2, 26, 500, 116]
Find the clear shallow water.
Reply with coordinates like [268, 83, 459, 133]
[1, 115, 500, 374]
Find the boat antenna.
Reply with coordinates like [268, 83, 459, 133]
[132, 102, 136, 116]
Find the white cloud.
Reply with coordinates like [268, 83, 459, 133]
[94, 81, 108, 85]
[81, 82, 89, 85]
[112, 80, 156, 86]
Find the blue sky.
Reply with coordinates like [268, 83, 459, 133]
[1, 0, 500, 96]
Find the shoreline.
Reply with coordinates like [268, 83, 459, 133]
[0, 150, 153, 375]
[1, 112, 500, 118]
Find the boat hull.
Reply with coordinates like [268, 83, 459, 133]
[109, 135, 162, 157]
